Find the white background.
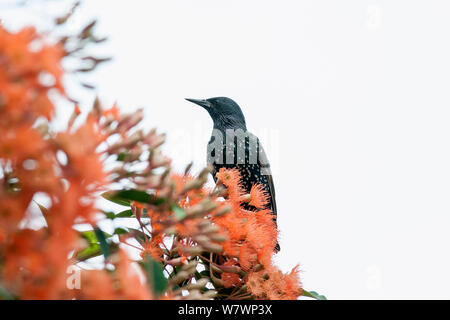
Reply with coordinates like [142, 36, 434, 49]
[2, 0, 450, 299]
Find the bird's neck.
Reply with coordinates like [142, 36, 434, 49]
[213, 117, 247, 132]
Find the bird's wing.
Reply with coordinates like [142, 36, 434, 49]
[255, 135, 277, 218]
[265, 167, 277, 217]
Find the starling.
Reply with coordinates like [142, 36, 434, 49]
[186, 97, 279, 251]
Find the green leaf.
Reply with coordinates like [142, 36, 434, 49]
[0, 285, 14, 300]
[75, 230, 115, 261]
[199, 270, 210, 277]
[117, 152, 126, 161]
[76, 243, 101, 261]
[115, 189, 150, 203]
[101, 191, 130, 206]
[141, 254, 168, 297]
[94, 228, 110, 258]
[101, 190, 166, 206]
[104, 211, 117, 219]
[115, 209, 134, 218]
[81, 230, 112, 242]
[171, 204, 186, 220]
[303, 289, 327, 300]
[103, 209, 134, 220]
[114, 227, 129, 235]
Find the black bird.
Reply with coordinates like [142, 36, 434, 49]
[186, 97, 279, 251]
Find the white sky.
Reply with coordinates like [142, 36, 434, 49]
[3, 0, 450, 299]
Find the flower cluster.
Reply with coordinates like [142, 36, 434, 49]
[0, 13, 307, 300]
[0, 23, 146, 299]
[210, 168, 301, 299]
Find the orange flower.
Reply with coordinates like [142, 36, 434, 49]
[172, 173, 209, 207]
[246, 271, 265, 298]
[38, 44, 65, 92]
[247, 266, 302, 300]
[0, 196, 32, 234]
[116, 249, 153, 300]
[141, 235, 164, 262]
[221, 238, 240, 257]
[216, 168, 245, 207]
[132, 201, 145, 211]
[221, 260, 242, 288]
[102, 103, 119, 120]
[249, 184, 269, 209]
[244, 210, 277, 269]
[213, 209, 246, 243]
[2, 229, 48, 295]
[0, 126, 46, 162]
[0, 26, 37, 69]
[0, 228, 5, 244]
[0, 25, 64, 124]
[75, 270, 117, 300]
[56, 117, 106, 189]
[238, 243, 258, 271]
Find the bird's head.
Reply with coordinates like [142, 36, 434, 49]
[186, 97, 247, 130]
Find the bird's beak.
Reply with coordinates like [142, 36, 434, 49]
[185, 98, 211, 109]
